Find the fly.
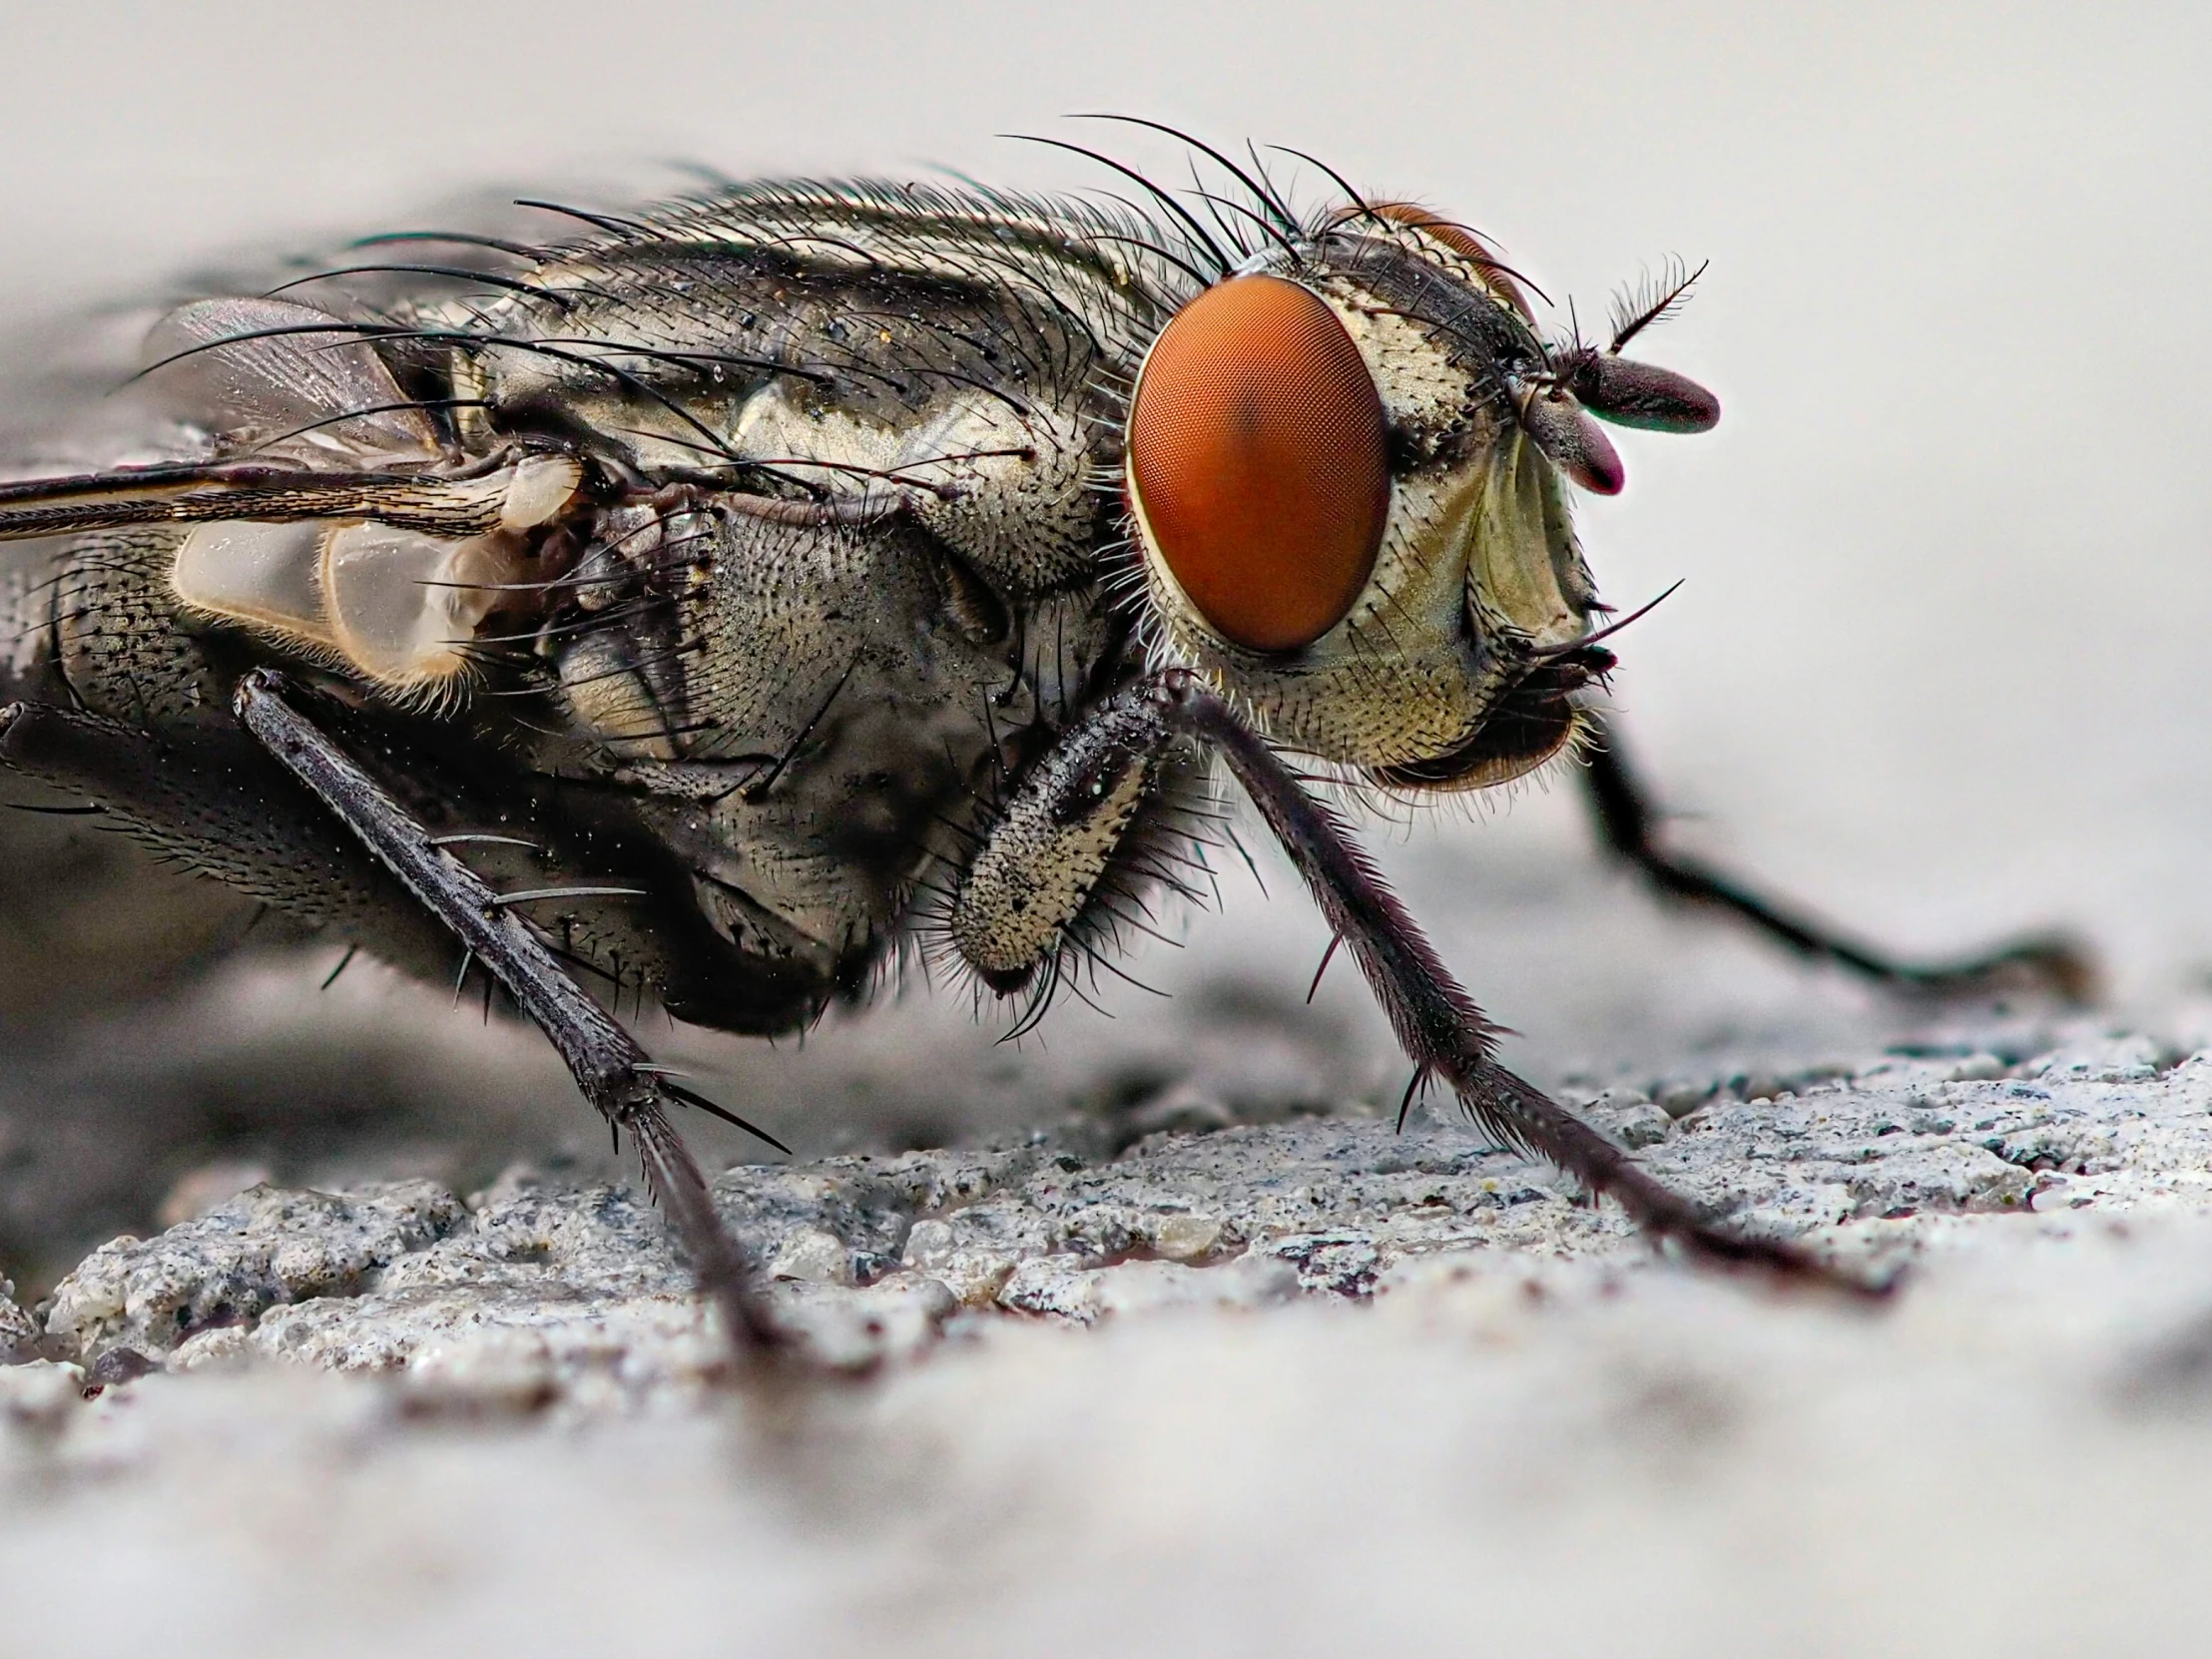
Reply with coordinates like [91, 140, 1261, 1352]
[0, 129, 2090, 1365]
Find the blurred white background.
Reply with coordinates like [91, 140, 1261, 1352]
[0, 0, 2205, 1209]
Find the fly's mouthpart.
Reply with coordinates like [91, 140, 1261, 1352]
[1369, 643, 1618, 795]
[1513, 378, 1625, 495]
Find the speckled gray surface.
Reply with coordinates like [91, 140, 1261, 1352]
[15, 1028, 2212, 1405]
[7, 1031, 2212, 1657]
[0, 1278, 35, 1363]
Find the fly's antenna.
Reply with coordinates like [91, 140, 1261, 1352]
[1540, 261, 1723, 434]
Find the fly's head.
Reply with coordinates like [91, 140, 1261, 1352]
[1122, 204, 1719, 791]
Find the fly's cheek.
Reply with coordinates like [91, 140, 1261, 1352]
[1126, 276, 1390, 655]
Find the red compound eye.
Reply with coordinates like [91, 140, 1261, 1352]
[1127, 276, 1389, 654]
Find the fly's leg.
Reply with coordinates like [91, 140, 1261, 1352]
[229, 671, 781, 1362]
[954, 670, 1877, 1294]
[1577, 712, 2096, 1002]
[949, 688, 1171, 1000]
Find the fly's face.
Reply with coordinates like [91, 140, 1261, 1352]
[1124, 206, 1720, 789]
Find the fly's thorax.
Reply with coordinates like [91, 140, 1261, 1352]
[464, 318, 1109, 599]
[443, 202, 1156, 602]
[541, 486, 1120, 964]
[726, 380, 1101, 595]
[1124, 248, 1601, 774]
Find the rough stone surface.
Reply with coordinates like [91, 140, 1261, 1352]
[18, 1029, 2212, 1402]
[0, 1278, 36, 1363]
[48, 1180, 468, 1364]
[8, 1027, 2212, 1656]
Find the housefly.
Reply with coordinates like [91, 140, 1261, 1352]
[0, 126, 2087, 1353]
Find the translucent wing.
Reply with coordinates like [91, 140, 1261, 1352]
[0, 280, 582, 697]
[0, 446, 580, 694]
[142, 297, 441, 464]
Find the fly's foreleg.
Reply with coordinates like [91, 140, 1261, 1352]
[949, 688, 1171, 1003]
[955, 671, 1876, 1294]
[1577, 713, 2095, 1001]
[230, 671, 782, 1364]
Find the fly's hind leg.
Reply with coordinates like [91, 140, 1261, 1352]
[0, 675, 784, 1365]
[952, 672, 1878, 1294]
[1577, 712, 2096, 1002]
[228, 671, 784, 1363]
